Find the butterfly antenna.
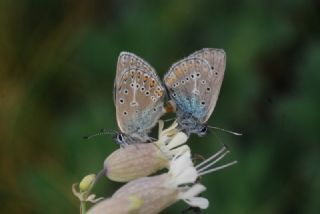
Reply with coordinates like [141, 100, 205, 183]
[83, 129, 116, 140]
[207, 125, 242, 136]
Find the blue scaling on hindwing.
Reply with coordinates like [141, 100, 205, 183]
[174, 92, 206, 120]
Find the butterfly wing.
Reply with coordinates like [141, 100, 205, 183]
[114, 52, 166, 136]
[164, 48, 226, 123]
[188, 48, 226, 122]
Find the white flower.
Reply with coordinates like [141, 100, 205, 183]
[93, 146, 237, 214]
[154, 120, 190, 158]
[104, 120, 190, 182]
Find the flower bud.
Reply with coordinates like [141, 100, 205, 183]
[88, 196, 143, 214]
[79, 174, 96, 192]
[72, 174, 103, 204]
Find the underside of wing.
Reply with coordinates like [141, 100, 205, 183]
[188, 48, 226, 122]
[114, 52, 166, 135]
[164, 57, 214, 123]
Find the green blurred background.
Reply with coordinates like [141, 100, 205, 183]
[1, 0, 319, 213]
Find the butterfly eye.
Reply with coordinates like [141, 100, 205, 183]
[200, 126, 208, 134]
[117, 134, 124, 142]
[206, 87, 211, 92]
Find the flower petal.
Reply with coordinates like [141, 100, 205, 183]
[167, 132, 188, 149]
[169, 151, 192, 177]
[184, 197, 209, 209]
[179, 184, 206, 200]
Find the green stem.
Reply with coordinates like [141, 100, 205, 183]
[79, 169, 105, 214]
[81, 201, 86, 214]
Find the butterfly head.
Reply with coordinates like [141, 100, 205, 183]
[113, 132, 128, 147]
[197, 125, 208, 136]
[186, 123, 208, 137]
[177, 113, 208, 137]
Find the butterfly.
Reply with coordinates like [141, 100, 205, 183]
[113, 52, 166, 146]
[164, 48, 226, 136]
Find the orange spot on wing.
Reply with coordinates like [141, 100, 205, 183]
[143, 76, 149, 82]
[150, 79, 155, 88]
[175, 68, 184, 77]
[165, 77, 175, 86]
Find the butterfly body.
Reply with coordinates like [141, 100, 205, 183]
[164, 48, 226, 136]
[114, 52, 166, 146]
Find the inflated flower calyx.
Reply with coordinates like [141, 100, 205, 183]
[88, 196, 143, 214]
[104, 143, 168, 182]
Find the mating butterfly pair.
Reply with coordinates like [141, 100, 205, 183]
[113, 48, 226, 146]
